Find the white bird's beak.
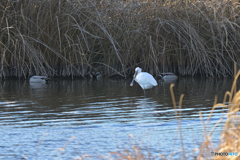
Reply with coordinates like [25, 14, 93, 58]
[130, 78, 134, 86]
[130, 71, 138, 86]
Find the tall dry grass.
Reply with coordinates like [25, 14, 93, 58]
[197, 67, 240, 160]
[1, 0, 240, 78]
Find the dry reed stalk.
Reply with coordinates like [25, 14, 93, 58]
[198, 63, 240, 159]
[1, 0, 240, 78]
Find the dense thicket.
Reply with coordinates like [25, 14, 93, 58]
[1, 0, 240, 78]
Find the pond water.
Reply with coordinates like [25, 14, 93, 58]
[0, 77, 234, 159]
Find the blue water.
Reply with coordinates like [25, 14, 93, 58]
[0, 77, 233, 159]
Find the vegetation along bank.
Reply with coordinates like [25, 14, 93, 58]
[1, 0, 240, 79]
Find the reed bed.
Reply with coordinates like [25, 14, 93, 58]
[1, 0, 240, 78]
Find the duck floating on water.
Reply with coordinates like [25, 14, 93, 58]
[29, 74, 50, 83]
[159, 72, 178, 81]
[130, 67, 158, 95]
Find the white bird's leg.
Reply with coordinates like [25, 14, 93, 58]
[143, 89, 146, 96]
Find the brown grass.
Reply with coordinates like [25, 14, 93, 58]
[1, 0, 240, 78]
[197, 65, 240, 160]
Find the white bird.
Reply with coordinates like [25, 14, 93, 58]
[29, 74, 50, 83]
[130, 67, 158, 95]
[159, 72, 178, 81]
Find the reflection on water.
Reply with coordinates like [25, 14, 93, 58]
[0, 77, 233, 159]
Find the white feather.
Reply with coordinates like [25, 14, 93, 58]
[130, 67, 157, 94]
